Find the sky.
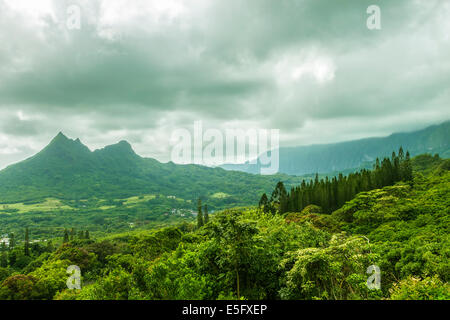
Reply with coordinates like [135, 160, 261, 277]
[0, 0, 449, 169]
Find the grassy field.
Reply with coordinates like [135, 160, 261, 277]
[122, 194, 156, 205]
[0, 198, 73, 214]
[0, 193, 191, 214]
[210, 192, 230, 199]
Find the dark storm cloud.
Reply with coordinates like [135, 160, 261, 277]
[0, 0, 448, 167]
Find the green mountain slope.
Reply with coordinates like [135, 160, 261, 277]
[222, 121, 450, 175]
[0, 155, 447, 300]
[0, 133, 304, 207]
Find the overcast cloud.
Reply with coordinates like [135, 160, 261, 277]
[0, 0, 449, 168]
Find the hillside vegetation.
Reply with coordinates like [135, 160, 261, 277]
[0, 132, 306, 208]
[0, 154, 448, 300]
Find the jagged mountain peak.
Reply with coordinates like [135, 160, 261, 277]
[44, 132, 91, 155]
[94, 140, 137, 157]
[43, 133, 139, 160]
[50, 131, 69, 142]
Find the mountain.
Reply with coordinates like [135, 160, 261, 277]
[0, 133, 305, 207]
[221, 121, 450, 175]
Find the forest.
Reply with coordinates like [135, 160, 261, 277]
[260, 147, 414, 214]
[0, 151, 448, 300]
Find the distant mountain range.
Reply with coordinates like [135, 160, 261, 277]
[0, 132, 304, 206]
[221, 121, 450, 175]
[1, 121, 448, 205]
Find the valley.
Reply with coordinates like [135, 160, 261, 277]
[0, 129, 448, 301]
[0, 152, 448, 300]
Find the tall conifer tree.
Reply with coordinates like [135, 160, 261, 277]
[9, 233, 15, 250]
[197, 198, 204, 228]
[63, 229, 69, 243]
[204, 204, 209, 224]
[0, 242, 7, 267]
[24, 227, 30, 256]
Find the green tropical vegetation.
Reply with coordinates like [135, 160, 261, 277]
[0, 132, 307, 206]
[0, 151, 448, 300]
[260, 147, 413, 214]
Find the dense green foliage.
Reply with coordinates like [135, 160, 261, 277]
[0, 154, 448, 300]
[0, 194, 198, 241]
[260, 148, 413, 214]
[0, 132, 306, 207]
[0, 132, 312, 240]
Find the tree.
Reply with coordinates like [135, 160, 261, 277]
[70, 228, 75, 241]
[391, 151, 400, 182]
[265, 149, 414, 214]
[46, 241, 54, 253]
[63, 229, 69, 243]
[197, 198, 204, 228]
[398, 146, 405, 160]
[24, 227, 30, 257]
[271, 181, 287, 214]
[279, 234, 375, 300]
[258, 193, 270, 213]
[204, 205, 209, 224]
[402, 151, 413, 182]
[30, 259, 73, 300]
[52, 243, 96, 271]
[9, 233, 15, 250]
[211, 210, 259, 299]
[389, 276, 450, 300]
[0, 267, 10, 283]
[8, 250, 16, 267]
[0, 274, 39, 300]
[0, 242, 7, 267]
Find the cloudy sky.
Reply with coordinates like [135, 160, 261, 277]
[0, 0, 449, 169]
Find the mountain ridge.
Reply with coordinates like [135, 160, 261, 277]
[0, 133, 305, 208]
[0, 121, 448, 206]
[221, 120, 450, 175]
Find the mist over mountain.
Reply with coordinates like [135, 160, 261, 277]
[221, 121, 450, 175]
